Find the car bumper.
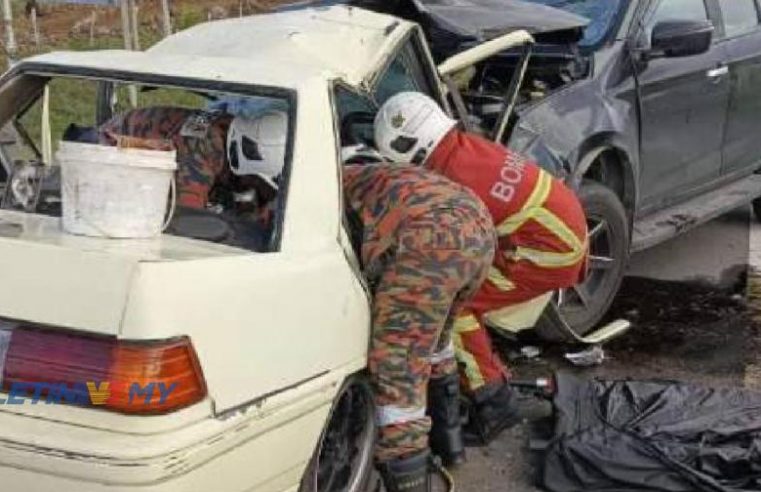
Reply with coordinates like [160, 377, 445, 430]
[0, 369, 349, 492]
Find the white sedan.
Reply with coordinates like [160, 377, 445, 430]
[0, 6, 532, 491]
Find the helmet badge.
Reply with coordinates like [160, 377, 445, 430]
[391, 112, 405, 129]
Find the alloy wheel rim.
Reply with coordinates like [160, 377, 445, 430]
[556, 214, 616, 317]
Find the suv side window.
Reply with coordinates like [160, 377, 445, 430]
[642, 0, 709, 45]
[649, 0, 708, 24]
[647, 0, 708, 25]
[718, 0, 760, 37]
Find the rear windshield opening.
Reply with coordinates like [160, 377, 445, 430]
[0, 74, 294, 253]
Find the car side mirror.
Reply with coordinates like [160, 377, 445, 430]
[650, 20, 713, 58]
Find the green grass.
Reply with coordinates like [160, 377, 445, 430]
[175, 6, 207, 31]
[20, 78, 98, 150]
[14, 14, 211, 151]
[3, 0, 283, 155]
[20, 80, 209, 152]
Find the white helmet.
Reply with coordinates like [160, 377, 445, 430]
[374, 92, 455, 165]
[226, 110, 287, 190]
[340, 144, 386, 165]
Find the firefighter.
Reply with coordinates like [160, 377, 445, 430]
[98, 106, 287, 227]
[374, 92, 588, 443]
[343, 163, 495, 491]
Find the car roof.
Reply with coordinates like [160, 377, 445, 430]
[19, 6, 411, 89]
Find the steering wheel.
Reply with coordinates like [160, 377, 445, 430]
[340, 111, 377, 147]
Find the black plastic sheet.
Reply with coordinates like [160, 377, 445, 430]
[541, 374, 761, 491]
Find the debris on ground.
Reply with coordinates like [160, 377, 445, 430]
[563, 345, 604, 366]
[520, 346, 541, 359]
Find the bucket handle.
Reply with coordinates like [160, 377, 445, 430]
[162, 178, 177, 232]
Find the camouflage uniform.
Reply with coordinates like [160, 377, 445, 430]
[343, 164, 496, 462]
[99, 107, 233, 209]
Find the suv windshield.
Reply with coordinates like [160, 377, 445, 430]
[523, 0, 627, 47]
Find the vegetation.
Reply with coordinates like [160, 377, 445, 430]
[7, 1, 229, 150]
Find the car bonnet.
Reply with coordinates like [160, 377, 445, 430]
[407, 0, 589, 42]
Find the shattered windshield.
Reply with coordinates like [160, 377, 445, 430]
[523, 0, 627, 47]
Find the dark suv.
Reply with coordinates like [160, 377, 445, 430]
[343, 0, 761, 336]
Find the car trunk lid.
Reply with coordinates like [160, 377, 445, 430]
[0, 211, 248, 335]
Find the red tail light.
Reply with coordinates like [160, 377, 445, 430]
[0, 322, 207, 414]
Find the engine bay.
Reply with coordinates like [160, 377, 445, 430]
[463, 48, 590, 136]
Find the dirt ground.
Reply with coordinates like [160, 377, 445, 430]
[0, 0, 289, 63]
[450, 275, 761, 492]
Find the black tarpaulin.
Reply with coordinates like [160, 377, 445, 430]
[541, 374, 761, 492]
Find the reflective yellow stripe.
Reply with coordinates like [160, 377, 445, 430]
[452, 330, 486, 391]
[530, 208, 586, 254]
[496, 172, 553, 236]
[497, 207, 538, 237]
[513, 246, 586, 268]
[524, 171, 553, 210]
[494, 170, 588, 269]
[454, 314, 481, 333]
[508, 208, 587, 269]
[488, 267, 515, 292]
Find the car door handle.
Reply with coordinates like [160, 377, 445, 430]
[707, 66, 729, 79]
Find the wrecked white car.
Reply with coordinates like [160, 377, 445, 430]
[0, 6, 535, 492]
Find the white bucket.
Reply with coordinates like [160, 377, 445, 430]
[56, 142, 177, 239]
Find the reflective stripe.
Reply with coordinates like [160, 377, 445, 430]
[452, 330, 486, 391]
[508, 207, 587, 268]
[488, 267, 515, 292]
[376, 405, 426, 427]
[430, 341, 455, 364]
[529, 208, 586, 254]
[523, 170, 553, 210]
[454, 314, 480, 333]
[495, 170, 587, 270]
[513, 246, 587, 268]
[496, 171, 553, 236]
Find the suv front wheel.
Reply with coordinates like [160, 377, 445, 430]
[536, 181, 630, 341]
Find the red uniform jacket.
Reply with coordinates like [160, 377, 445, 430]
[426, 129, 588, 311]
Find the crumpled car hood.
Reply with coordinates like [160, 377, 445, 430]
[404, 0, 589, 42]
[282, 0, 589, 43]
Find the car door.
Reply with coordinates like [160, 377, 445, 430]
[715, 0, 761, 176]
[635, 0, 730, 209]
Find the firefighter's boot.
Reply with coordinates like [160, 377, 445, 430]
[378, 451, 431, 492]
[427, 373, 466, 467]
[464, 382, 520, 446]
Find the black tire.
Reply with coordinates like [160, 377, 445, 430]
[299, 374, 377, 492]
[535, 181, 630, 342]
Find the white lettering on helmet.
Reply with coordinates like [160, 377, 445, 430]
[490, 152, 527, 204]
